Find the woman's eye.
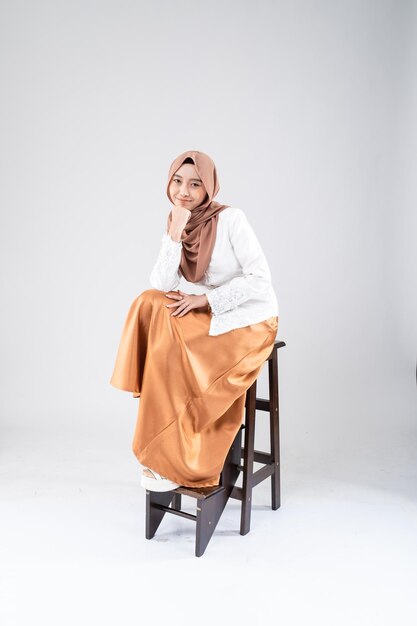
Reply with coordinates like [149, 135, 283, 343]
[173, 178, 199, 188]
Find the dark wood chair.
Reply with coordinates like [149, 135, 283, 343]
[145, 339, 286, 556]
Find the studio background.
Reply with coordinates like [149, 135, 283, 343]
[1, 1, 416, 625]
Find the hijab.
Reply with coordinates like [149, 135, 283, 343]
[166, 150, 230, 283]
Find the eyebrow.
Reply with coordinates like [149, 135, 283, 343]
[173, 174, 202, 183]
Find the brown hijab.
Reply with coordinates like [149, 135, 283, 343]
[166, 150, 230, 283]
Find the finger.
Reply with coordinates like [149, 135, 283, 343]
[165, 294, 182, 300]
[170, 302, 188, 316]
[177, 306, 192, 317]
[166, 299, 183, 308]
[169, 297, 193, 313]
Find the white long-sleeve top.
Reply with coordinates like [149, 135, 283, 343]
[149, 207, 279, 336]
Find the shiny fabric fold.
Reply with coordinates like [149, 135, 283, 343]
[110, 289, 278, 488]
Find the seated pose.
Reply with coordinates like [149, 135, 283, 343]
[110, 149, 279, 492]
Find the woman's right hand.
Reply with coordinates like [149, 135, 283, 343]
[169, 204, 192, 242]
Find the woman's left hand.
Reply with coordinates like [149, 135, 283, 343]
[165, 290, 209, 317]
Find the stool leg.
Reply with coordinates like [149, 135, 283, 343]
[171, 493, 182, 510]
[195, 427, 242, 557]
[220, 426, 242, 491]
[240, 380, 257, 535]
[269, 347, 281, 510]
[195, 492, 226, 557]
[146, 490, 176, 539]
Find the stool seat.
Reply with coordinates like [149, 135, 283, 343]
[145, 338, 286, 556]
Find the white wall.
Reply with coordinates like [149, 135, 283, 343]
[0, 1, 415, 469]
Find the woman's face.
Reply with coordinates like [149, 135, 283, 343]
[168, 163, 207, 210]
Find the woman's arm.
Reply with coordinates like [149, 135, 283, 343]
[149, 206, 191, 291]
[149, 233, 182, 291]
[205, 209, 272, 315]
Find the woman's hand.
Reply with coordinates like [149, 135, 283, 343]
[169, 205, 192, 242]
[165, 290, 209, 317]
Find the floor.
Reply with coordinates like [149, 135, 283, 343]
[1, 421, 417, 626]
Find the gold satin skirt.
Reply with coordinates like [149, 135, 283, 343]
[109, 289, 278, 488]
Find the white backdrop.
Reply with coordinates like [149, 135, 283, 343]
[1, 0, 415, 453]
[1, 0, 416, 623]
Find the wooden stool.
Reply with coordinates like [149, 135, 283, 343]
[145, 338, 286, 556]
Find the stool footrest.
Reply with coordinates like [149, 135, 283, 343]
[245, 397, 270, 411]
[240, 448, 274, 464]
[152, 502, 197, 522]
[256, 398, 270, 411]
[252, 464, 274, 487]
[231, 463, 276, 501]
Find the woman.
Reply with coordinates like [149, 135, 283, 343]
[109, 150, 279, 492]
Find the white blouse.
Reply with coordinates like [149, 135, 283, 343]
[149, 207, 279, 336]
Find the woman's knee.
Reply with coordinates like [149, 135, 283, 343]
[135, 288, 167, 305]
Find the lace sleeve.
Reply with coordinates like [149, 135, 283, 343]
[206, 209, 272, 315]
[149, 233, 182, 292]
[206, 277, 251, 315]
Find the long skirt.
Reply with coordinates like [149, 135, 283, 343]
[109, 289, 278, 488]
